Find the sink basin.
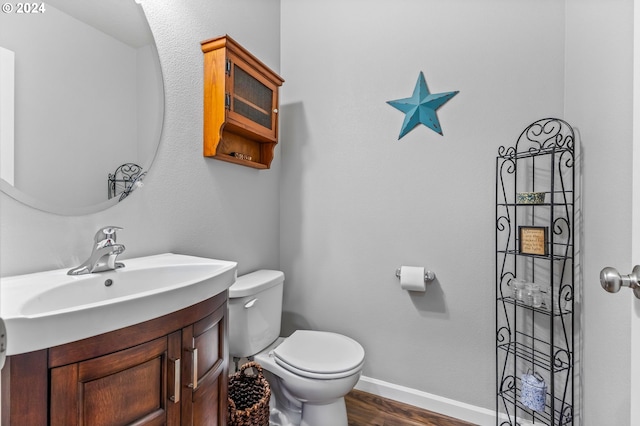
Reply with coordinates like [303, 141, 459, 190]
[1, 253, 237, 355]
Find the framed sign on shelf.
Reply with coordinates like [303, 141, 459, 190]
[518, 226, 548, 256]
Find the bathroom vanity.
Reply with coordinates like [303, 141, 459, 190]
[0, 253, 237, 426]
[2, 292, 228, 425]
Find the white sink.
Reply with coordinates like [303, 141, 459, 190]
[1, 253, 237, 355]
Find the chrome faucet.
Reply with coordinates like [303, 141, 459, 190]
[67, 226, 126, 275]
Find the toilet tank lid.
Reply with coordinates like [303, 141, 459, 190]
[229, 269, 284, 298]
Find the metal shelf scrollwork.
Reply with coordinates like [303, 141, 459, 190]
[496, 118, 576, 425]
[108, 163, 146, 202]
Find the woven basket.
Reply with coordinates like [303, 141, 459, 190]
[228, 361, 271, 426]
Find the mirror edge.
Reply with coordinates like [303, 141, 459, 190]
[0, 178, 119, 216]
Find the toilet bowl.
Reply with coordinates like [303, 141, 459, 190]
[228, 270, 365, 426]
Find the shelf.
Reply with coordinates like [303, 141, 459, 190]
[497, 339, 572, 374]
[497, 202, 574, 207]
[498, 386, 573, 425]
[496, 118, 577, 425]
[497, 249, 572, 262]
[498, 297, 572, 317]
[498, 144, 574, 160]
[215, 152, 269, 169]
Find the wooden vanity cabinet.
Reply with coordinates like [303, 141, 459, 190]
[201, 34, 284, 169]
[1, 292, 229, 426]
[49, 334, 180, 425]
[180, 305, 228, 426]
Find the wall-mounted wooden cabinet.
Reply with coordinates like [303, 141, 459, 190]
[201, 35, 284, 169]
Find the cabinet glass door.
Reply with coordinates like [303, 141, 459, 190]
[233, 65, 273, 129]
[227, 56, 278, 141]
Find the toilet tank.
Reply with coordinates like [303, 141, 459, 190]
[228, 270, 284, 358]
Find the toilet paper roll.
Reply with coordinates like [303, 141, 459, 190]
[400, 266, 426, 292]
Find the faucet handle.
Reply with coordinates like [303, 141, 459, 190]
[94, 226, 123, 244]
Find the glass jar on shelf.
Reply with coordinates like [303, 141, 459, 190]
[527, 283, 542, 308]
[512, 278, 527, 302]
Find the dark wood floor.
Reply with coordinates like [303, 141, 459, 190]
[345, 390, 478, 426]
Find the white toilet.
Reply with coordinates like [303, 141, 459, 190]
[228, 270, 365, 426]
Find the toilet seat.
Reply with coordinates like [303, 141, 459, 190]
[272, 330, 365, 380]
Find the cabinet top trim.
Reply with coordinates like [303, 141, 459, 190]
[201, 34, 284, 86]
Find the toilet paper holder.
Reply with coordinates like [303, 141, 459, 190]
[395, 267, 436, 282]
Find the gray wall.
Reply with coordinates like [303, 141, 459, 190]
[565, 0, 633, 424]
[279, 0, 566, 410]
[280, 0, 634, 422]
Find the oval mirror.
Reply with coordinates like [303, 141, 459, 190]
[0, 0, 164, 215]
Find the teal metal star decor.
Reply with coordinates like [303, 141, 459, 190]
[387, 72, 458, 138]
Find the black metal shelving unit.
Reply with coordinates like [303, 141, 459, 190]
[496, 118, 576, 425]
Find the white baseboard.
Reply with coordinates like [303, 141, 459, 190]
[355, 375, 495, 426]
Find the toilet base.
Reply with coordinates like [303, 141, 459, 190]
[263, 366, 350, 426]
[251, 336, 361, 426]
[300, 397, 348, 426]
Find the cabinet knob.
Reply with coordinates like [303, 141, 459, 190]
[600, 265, 640, 299]
[273, 108, 278, 114]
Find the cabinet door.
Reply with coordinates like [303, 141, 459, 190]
[227, 52, 279, 142]
[181, 303, 228, 426]
[1, 350, 48, 425]
[50, 334, 180, 426]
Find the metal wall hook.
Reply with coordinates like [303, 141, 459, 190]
[600, 265, 640, 299]
[395, 267, 436, 282]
